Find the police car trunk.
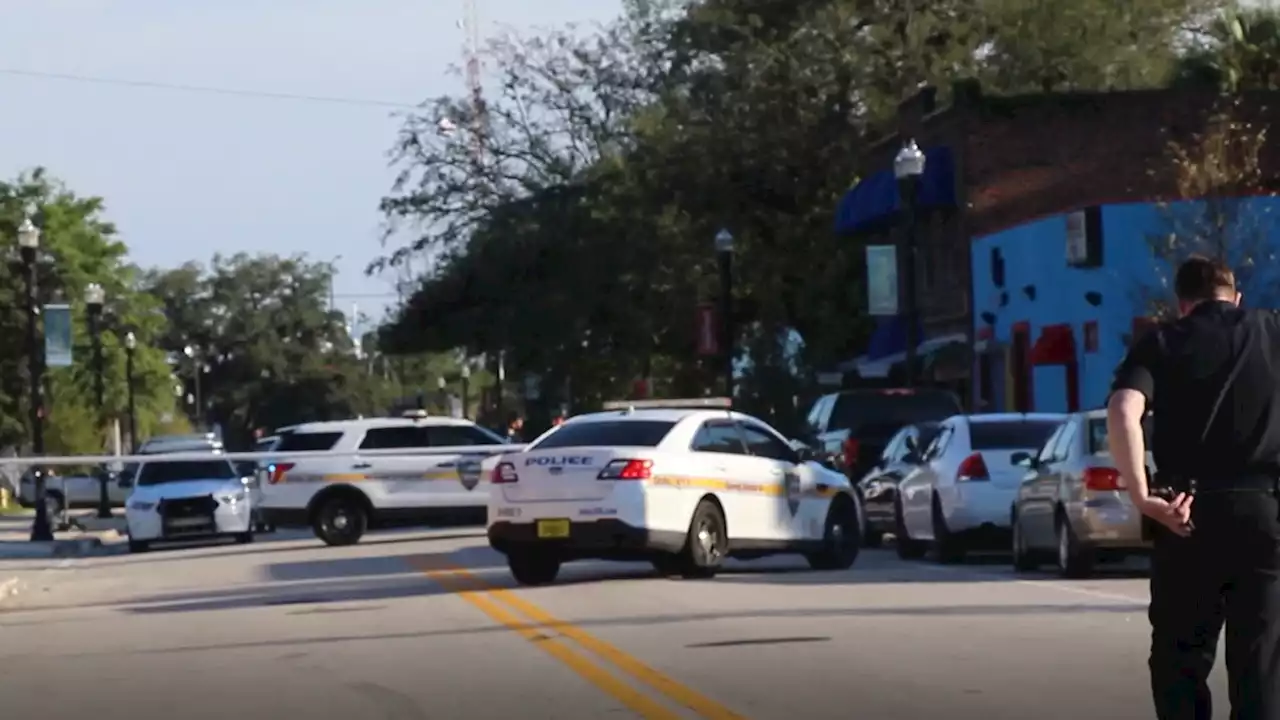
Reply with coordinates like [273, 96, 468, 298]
[487, 412, 679, 560]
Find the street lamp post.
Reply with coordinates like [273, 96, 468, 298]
[124, 332, 138, 454]
[437, 376, 448, 414]
[459, 363, 471, 420]
[182, 345, 203, 429]
[17, 213, 53, 542]
[714, 228, 735, 399]
[85, 283, 113, 519]
[893, 140, 926, 388]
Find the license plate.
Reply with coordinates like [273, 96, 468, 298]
[536, 519, 570, 539]
[166, 517, 208, 528]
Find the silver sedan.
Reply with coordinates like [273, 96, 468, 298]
[1010, 409, 1155, 578]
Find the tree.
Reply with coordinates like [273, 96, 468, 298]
[1175, 5, 1280, 92]
[1144, 93, 1278, 318]
[0, 169, 183, 455]
[144, 253, 392, 447]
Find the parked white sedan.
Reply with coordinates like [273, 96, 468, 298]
[123, 458, 256, 553]
[894, 413, 1064, 563]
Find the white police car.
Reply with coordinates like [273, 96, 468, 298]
[486, 398, 864, 585]
[122, 457, 255, 553]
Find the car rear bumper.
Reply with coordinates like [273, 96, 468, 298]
[488, 519, 686, 559]
[1066, 497, 1150, 550]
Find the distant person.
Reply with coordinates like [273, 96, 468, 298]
[505, 415, 525, 443]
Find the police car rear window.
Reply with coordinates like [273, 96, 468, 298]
[275, 431, 343, 452]
[531, 421, 676, 449]
[969, 421, 1060, 450]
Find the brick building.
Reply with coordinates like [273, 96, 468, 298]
[835, 81, 1280, 410]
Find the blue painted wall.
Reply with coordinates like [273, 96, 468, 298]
[971, 198, 1280, 412]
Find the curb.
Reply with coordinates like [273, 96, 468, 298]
[0, 537, 117, 559]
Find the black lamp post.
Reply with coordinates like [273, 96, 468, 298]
[893, 139, 926, 388]
[124, 332, 138, 454]
[182, 344, 203, 430]
[437, 376, 448, 414]
[714, 228, 735, 399]
[85, 283, 113, 519]
[460, 362, 471, 420]
[18, 213, 53, 542]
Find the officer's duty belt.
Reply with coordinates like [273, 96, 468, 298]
[1158, 475, 1280, 495]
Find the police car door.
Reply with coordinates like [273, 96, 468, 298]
[424, 424, 505, 506]
[735, 420, 816, 541]
[687, 420, 763, 536]
[355, 426, 439, 509]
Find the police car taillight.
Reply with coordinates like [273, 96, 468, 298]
[597, 459, 652, 481]
[492, 462, 518, 484]
[267, 463, 295, 485]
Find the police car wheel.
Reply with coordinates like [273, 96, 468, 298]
[507, 551, 560, 586]
[678, 499, 728, 579]
[314, 496, 368, 547]
[128, 538, 149, 554]
[806, 496, 860, 571]
[235, 532, 254, 545]
[894, 499, 928, 560]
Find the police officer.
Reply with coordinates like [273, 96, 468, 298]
[1107, 255, 1280, 720]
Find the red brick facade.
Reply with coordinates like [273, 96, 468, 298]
[856, 82, 1280, 337]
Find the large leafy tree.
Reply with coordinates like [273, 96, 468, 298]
[0, 169, 182, 455]
[144, 253, 392, 447]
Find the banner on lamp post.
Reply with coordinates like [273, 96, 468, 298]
[43, 303, 72, 368]
[695, 303, 718, 356]
[865, 245, 899, 316]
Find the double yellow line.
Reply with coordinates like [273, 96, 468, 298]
[416, 560, 748, 720]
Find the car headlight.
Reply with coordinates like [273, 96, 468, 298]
[129, 500, 156, 512]
[219, 491, 246, 505]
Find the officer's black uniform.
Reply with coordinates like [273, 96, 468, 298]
[1111, 300, 1280, 720]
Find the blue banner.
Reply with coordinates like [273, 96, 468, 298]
[43, 303, 72, 368]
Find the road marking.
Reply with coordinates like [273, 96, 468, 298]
[416, 560, 747, 720]
[426, 568, 681, 720]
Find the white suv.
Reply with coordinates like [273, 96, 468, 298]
[258, 412, 520, 546]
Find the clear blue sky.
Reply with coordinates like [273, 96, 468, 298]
[0, 0, 622, 332]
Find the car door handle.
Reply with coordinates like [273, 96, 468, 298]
[352, 462, 372, 470]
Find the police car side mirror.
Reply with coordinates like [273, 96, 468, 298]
[792, 442, 814, 463]
[1010, 451, 1033, 468]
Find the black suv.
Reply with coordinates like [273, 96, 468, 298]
[801, 388, 964, 482]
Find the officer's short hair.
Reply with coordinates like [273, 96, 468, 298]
[1174, 255, 1236, 302]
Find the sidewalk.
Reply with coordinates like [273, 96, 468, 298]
[0, 510, 127, 559]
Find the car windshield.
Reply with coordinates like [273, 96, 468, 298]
[969, 420, 1061, 450]
[828, 390, 963, 439]
[530, 420, 676, 450]
[1088, 415, 1154, 454]
[137, 460, 237, 487]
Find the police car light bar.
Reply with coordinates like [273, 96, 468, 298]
[601, 397, 733, 411]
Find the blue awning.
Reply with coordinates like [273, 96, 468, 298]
[834, 146, 957, 235]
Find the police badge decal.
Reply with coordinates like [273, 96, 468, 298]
[784, 470, 802, 516]
[456, 457, 484, 491]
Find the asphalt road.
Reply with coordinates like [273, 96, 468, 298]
[0, 529, 1229, 720]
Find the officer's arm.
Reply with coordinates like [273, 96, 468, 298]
[1107, 331, 1158, 504]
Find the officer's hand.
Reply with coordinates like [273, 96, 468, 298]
[1139, 493, 1194, 537]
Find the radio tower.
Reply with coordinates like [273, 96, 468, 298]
[462, 0, 486, 169]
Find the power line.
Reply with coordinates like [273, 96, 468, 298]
[0, 67, 422, 110]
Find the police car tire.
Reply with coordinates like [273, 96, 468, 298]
[313, 495, 368, 547]
[678, 499, 728, 579]
[806, 496, 860, 571]
[128, 538, 150, 554]
[894, 499, 927, 560]
[235, 532, 254, 545]
[507, 551, 560, 586]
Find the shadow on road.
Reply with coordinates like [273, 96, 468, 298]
[118, 575, 455, 615]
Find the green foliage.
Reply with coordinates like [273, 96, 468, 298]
[0, 169, 181, 455]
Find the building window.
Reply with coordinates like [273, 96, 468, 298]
[1083, 321, 1099, 353]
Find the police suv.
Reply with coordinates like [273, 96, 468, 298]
[258, 411, 522, 546]
[487, 398, 864, 586]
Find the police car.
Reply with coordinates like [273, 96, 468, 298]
[258, 411, 522, 546]
[486, 398, 864, 585]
